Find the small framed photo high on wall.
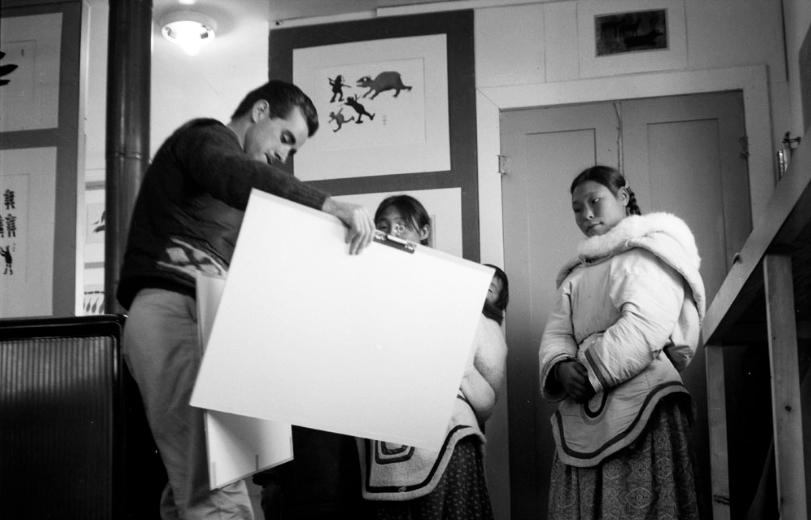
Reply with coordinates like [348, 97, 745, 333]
[577, 0, 686, 78]
[595, 9, 667, 57]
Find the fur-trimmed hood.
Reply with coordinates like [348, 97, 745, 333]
[556, 212, 705, 319]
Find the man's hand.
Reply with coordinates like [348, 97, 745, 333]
[322, 198, 374, 254]
[555, 360, 596, 403]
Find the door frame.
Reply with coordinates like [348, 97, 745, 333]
[477, 65, 771, 266]
[475, 65, 771, 518]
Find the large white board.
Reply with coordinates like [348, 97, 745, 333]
[196, 272, 293, 490]
[191, 190, 492, 451]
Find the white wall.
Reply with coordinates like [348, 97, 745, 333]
[85, 0, 795, 276]
[150, 0, 271, 153]
[475, 0, 789, 276]
[473, 3, 788, 517]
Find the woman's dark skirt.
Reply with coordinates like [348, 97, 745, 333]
[548, 396, 701, 520]
[366, 437, 494, 520]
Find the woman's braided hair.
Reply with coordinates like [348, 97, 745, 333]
[570, 165, 642, 216]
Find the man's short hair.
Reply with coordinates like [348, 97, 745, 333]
[231, 80, 319, 136]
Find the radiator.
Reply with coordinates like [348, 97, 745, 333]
[0, 315, 165, 519]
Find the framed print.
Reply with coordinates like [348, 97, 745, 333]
[0, 147, 57, 318]
[2, 1, 81, 316]
[577, 0, 686, 78]
[294, 34, 450, 180]
[0, 12, 62, 132]
[595, 9, 667, 56]
[270, 10, 480, 261]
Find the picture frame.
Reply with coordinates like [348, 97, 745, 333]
[595, 9, 667, 57]
[2, 1, 82, 316]
[269, 10, 480, 261]
[80, 181, 105, 315]
[0, 12, 62, 132]
[293, 34, 450, 180]
[577, 0, 686, 78]
[0, 146, 57, 318]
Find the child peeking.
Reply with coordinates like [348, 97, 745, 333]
[358, 194, 508, 520]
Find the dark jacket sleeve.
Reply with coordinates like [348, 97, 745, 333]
[172, 120, 328, 211]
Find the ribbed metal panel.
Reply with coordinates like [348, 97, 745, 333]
[0, 335, 115, 520]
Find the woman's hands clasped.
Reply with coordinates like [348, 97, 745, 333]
[555, 360, 596, 404]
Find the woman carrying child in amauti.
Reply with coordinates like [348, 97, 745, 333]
[538, 166, 705, 519]
[358, 194, 509, 520]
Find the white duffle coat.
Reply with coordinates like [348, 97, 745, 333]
[539, 212, 705, 467]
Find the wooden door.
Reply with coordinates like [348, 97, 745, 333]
[500, 102, 620, 518]
[500, 91, 750, 519]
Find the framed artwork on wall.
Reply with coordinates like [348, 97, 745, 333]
[577, 0, 686, 78]
[595, 9, 667, 57]
[0, 147, 57, 318]
[293, 33, 450, 180]
[0, 12, 62, 132]
[1, 1, 82, 316]
[269, 10, 480, 261]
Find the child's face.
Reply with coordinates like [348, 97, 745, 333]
[486, 275, 503, 307]
[571, 180, 629, 237]
[375, 206, 429, 243]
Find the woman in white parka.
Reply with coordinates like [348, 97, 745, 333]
[538, 165, 705, 520]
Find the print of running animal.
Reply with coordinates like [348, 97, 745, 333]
[356, 71, 412, 99]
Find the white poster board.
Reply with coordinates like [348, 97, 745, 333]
[196, 272, 293, 490]
[191, 190, 492, 451]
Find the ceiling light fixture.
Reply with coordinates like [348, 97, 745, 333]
[161, 10, 216, 56]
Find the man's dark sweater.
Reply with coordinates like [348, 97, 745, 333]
[117, 118, 327, 309]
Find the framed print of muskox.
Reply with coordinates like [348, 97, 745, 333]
[269, 11, 476, 181]
[291, 33, 449, 180]
[269, 10, 481, 261]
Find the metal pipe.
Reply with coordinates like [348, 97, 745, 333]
[105, 0, 152, 314]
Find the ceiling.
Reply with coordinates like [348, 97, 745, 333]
[153, 0, 470, 31]
[150, 0, 474, 72]
[266, 0, 469, 22]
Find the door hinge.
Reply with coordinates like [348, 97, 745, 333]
[738, 136, 750, 160]
[497, 154, 508, 176]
